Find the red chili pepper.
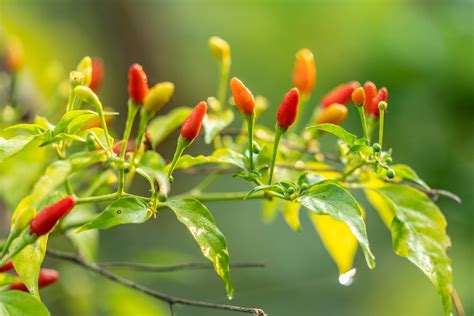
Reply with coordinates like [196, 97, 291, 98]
[128, 64, 149, 104]
[277, 88, 300, 129]
[230, 77, 255, 115]
[30, 196, 76, 236]
[9, 269, 59, 292]
[180, 101, 208, 142]
[0, 260, 14, 272]
[369, 87, 388, 117]
[89, 57, 104, 93]
[321, 81, 360, 108]
[363, 81, 378, 117]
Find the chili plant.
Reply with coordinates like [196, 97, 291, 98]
[0, 36, 463, 316]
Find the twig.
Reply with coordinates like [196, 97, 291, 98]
[46, 249, 267, 315]
[98, 261, 265, 272]
[452, 287, 464, 316]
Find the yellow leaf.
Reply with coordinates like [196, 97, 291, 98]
[281, 200, 302, 232]
[365, 189, 396, 228]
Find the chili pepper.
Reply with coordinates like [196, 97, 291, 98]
[209, 36, 231, 61]
[363, 81, 378, 116]
[128, 64, 149, 104]
[89, 57, 104, 93]
[9, 269, 59, 292]
[292, 48, 316, 95]
[30, 196, 76, 236]
[230, 77, 255, 115]
[180, 101, 208, 142]
[351, 87, 365, 107]
[0, 260, 14, 272]
[5, 38, 24, 72]
[143, 82, 175, 114]
[369, 87, 388, 117]
[316, 103, 348, 125]
[277, 88, 300, 129]
[321, 81, 360, 108]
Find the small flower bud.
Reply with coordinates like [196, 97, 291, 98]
[378, 101, 387, 111]
[180, 101, 208, 142]
[386, 168, 396, 179]
[321, 81, 360, 108]
[315, 103, 348, 125]
[74, 86, 101, 106]
[143, 82, 175, 113]
[230, 77, 255, 115]
[128, 63, 149, 104]
[351, 87, 365, 107]
[9, 269, 59, 292]
[208, 36, 231, 61]
[292, 48, 316, 94]
[69, 71, 86, 87]
[5, 38, 24, 72]
[30, 196, 76, 236]
[384, 156, 393, 164]
[372, 143, 381, 152]
[277, 88, 300, 129]
[76, 56, 92, 87]
[89, 57, 104, 93]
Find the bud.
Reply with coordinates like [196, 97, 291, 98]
[30, 196, 76, 236]
[351, 87, 365, 107]
[208, 36, 231, 61]
[5, 38, 24, 72]
[180, 101, 208, 142]
[372, 143, 381, 152]
[230, 77, 255, 115]
[386, 168, 396, 179]
[76, 56, 92, 87]
[74, 86, 101, 106]
[128, 63, 149, 104]
[69, 71, 86, 87]
[277, 88, 300, 129]
[315, 103, 348, 125]
[321, 81, 360, 107]
[363, 81, 378, 116]
[9, 269, 59, 292]
[143, 82, 175, 113]
[373, 88, 389, 117]
[292, 48, 316, 94]
[89, 57, 104, 93]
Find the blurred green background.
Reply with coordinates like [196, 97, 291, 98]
[0, 0, 473, 315]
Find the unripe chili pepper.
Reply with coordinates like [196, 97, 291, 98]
[9, 269, 59, 292]
[230, 77, 255, 115]
[351, 87, 365, 107]
[277, 88, 300, 129]
[30, 196, 76, 236]
[89, 57, 104, 93]
[315, 103, 348, 125]
[143, 82, 175, 114]
[128, 64, 149, 104]
[321, 81, 360, 108]
[0, 260, 14, 272]
[363, 81, 378, 116]
[180, 101, 208, 142]
[208, 36, 231, 61]
[292, 48, 316, 95]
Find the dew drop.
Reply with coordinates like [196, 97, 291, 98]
[227, 295, 233, 300]
[338, 268, 356, 286]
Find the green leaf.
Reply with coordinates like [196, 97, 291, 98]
[298, 183, 375, 269]
[11, 235, 48, 299]
[148, 107, 193, 145]
[367, 185, 452, 315]
[5, 123, 46, 134]
[391, 164, 430, 189]
[0, 135, 37, 163]
[203, 109, 234, 144]
[172, 148, 246, 170]
[306, 123, 358, 145]
[297, 172, 325, 189]
[30, 160, 72, 205]
[166, 198, 233, 298]
[245, 185, 281, 199]
[76, 197, 151, 233]
[136, 151, 170, 196]
[0, 290, 50, 316]
[54, 110, 97, 135]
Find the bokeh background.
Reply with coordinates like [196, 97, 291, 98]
[0, 0, 473, 315]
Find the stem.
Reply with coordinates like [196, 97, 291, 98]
[378, 108, 385, 161]
[340, 162, 366, 181]
[245, 114, 255, 172]
[217, 58, 231, 107]
[0, 227, 20, 258]
[95, 103, 114, 152]
[192, 173, 219, 193]
[268, 126, 284, 184]
[46, 249, 266, 315]
[167, 137, 189, 180]
[76, 192, 119, 205]
[452, 287, 465, 316]
[118, 102, 140, 195]
[98, 261, 265, 272]
[8, 71, 17, 109]
[0, 232, 37, 267]
[357, 106, 369, 144]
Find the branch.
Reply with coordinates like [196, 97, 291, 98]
[46, 249, 267, 315]
[98, 261, 265, 272]
[181, 163, 339, 175]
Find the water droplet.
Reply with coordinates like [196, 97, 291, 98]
[338, 268, 356, 286]
[227, 295, 233, 300]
